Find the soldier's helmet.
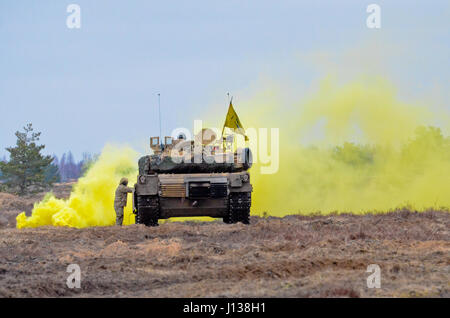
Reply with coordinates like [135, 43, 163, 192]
[120, 177, 128, 185]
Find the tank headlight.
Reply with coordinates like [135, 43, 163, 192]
[241, 173, 249, 182]
[139, 175, 146, 184]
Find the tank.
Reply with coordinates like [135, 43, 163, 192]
[133, 129, 253, 226]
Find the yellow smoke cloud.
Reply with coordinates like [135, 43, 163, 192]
[241, 77, 450, 215]
[16, 76, 450, 229]
[16, 145, 138, 228]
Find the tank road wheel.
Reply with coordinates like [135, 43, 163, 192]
[239, 192, 251, 224]
[135, 212, 141, 224]
[226, 192, 251, 225]
[136, 195, 160, 227]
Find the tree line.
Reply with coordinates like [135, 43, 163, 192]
[52, 151, 97, 182]
[0, 123, 97, 195]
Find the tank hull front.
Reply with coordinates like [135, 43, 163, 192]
[134, 171, 252, 225]
[158, 197, 228, 219]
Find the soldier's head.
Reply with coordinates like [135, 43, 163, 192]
[119, 177, 128, 186]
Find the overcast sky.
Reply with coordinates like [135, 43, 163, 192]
[0, 0, 449, 160]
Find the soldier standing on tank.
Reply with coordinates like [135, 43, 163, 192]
[114, 177, 133, 226]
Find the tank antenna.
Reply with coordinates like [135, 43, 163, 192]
[158, 93, 162, 146]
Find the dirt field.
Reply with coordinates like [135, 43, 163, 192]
[0, 186, 449, 297]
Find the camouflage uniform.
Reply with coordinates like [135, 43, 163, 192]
[114, 178, 133, 226]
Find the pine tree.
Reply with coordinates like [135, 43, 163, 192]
[0, 156, 5, 185]
[0, 123, 54, 195]
[44, 155, 61, 184]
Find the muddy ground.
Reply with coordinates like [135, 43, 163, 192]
[0, 186, 449, 297]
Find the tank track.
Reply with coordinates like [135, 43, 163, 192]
[136, 195, 160, 227]
[224, 192, 251, 224]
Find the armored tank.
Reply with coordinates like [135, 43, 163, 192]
[133, 129, 252, 226]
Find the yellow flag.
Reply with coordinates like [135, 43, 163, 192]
[222, 101, 249, 141]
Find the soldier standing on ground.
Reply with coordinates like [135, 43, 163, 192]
[114, 177, 133, 226]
